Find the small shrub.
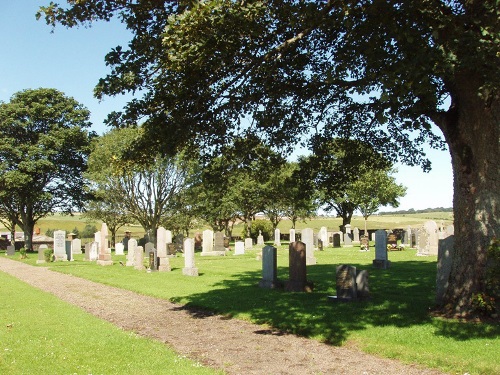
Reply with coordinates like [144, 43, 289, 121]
[19, 247, 27, 259]
[45, 228, 54, 237]
[249, 220, 273, 241]
[81, 224, 98, 239]
[44, 249, 54, 262]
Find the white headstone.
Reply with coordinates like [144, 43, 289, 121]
[257, 230, 265, 245]
[202, 229, 214, 254]
[301, 228, 316, 265]
[134, 245, 144, 270]
[274, 229, 281, 247]
[115, 242, 124, 255]
[289, 229, 296, 243]
[183, 238, 198, 276]
[156, 227, 170, 271]
[126, 238, 137, 266]
[53, 230, 67, 261]
[71, 238, 82, 254]
[97, 223, 113, 265]
[319, 227, 328, 246]
[89, 242, 98, 261]
[245, 238, 253, 250]
[235, 241, 245, 255]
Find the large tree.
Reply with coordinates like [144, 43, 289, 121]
[38, 1, 499, 314]
[0, 88, 94, 251]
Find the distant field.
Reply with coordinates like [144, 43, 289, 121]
[1, 211, 454, 241]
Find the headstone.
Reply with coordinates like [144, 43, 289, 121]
[145, 242, 154, 254]
[319, 227, 328, 248]
[259, 245, 279, 288]
[202, 231, 226, 256]
[445, 225, 454, 237]
[115, 242, 124, 255]
[289, 229, 296, 243]
[343, 232, 352, 247]
[94, 231, 100, 246]
[352, 227, 360, 244]
[89, 242, 98, 261]
[126, 238, 138, 266]
[333, 233, 341, 248]
[335, 265, 357, 301]
[301, 228, 316, 265]
[65, 240, 73, 261]
[416, 221, 439, 256]
[194, 232, 203, 250]
[345, 224, 352, 235]
[244, 238, 253, 250]
[436, 235, 454, 305]
[257, 230, 265, 245]
[202, 229, 214, 254]
[97, 223, 113, 266]
[167, 243, 176, 256]
[356, 270, 370, 299]
[37, 244, 48, 264]
[53, 230, 67, 261]
[285, 241, 312, 292]
[371, 232, 376, 242]
[274, 229, 281, 247]
[134, 245, 144, 270]
[373, 229, 390, 269]
[360, 235, 369, 251]
[72, 238, 82, 255]
[235, 241, 245, 255]
[156, 227, 171, 272]
[148, 248, 158, 271]
[182, 238, 198, 276]
[387, 233, 399, 250]
[174, 233, 184, 253]
[403, 226, 412, 246]
[6, 245, 15, 256]
[84, 243, 91, 261]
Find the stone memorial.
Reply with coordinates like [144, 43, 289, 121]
[244, 238, 253, 250]
[53, 230, 67, 261]
[235, 241, 245, 255]
[356, 270, 370, 299]
[353, 227, 360, 245]
[343, 232, 353, 247]
[97, 223, 113, 266]
[335, 265, 357, 301]
[257, 230, 265, 245]
[319, 227, 328, 248]
[202, 229, 214, 254]
[84, 243, 91, 261]
[202, 231, 226, 256]
[360, 235, 369, 251]
[174, 233, 184, 253]
[156, 227, 171, 272]
[134, 245, 144, 270]
[387, 233, 399, 250]
[115, 242, 124, 255]
[318, 239, 323, 251]
[285, 241, 313, 292]
[436, 235, 454, 305]
[417, 220, 439, 256]
[72, 238, 82, 255]
[89, 242, 98, 261]
[274, 228, 281, 247]
[301, 228, 316, 265]
[259, 245, 279, 289]
[65, 240, 73, 261]
[6, 245, 15, 256]
[182, 238, 198, 276]
[37, 244, 48, 264]
[148, 248, 158, 271]
[289, 229, 296, 243]
[126, 238, 138, 266]
[333, 233, 341, 248]
[373, 229, 390, 269]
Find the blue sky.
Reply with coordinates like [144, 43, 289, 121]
[0, 1, 453, 212]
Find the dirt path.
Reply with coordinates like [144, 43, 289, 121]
[0, 257, 446, 375]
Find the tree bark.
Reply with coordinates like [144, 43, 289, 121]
[436, 78, 499, 313]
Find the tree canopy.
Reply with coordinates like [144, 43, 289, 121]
[0, 88, 94, 250]
[38, 1, 499, 314]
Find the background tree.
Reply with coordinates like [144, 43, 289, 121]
[38, 0, 500, 313]
[86, 127, 190, 243]
[0, 88, 94, 250]
[350, 168, 407, 235]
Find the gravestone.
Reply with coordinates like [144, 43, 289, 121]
[343, 232, 352, 247]
[360, 235, 369, 251]
[6, 245, 15, 256]
[245, 238, 253, 250]
[156, 227, 171, 272]
[373, 229, 390, 269]
[202, 231, 226, 256]
[37, 244, 48, 264]
[65, 240, 73, 261]
[333, 233, 341, 248]
[356, 270, 371, 299]
[89, 242, 98, 261]
[387, 233, 399, 250]
[148, 249, 158, 271]
[319, 227, 328, 248]
[72, 238, 82, 255]
[182, 238, 198, 276]
[84, 243, 91, 261]
[257, 230, 265, 245]
[259, 245, 279, 288]
[335, 265, 357, 301]
[345, 224, 352, 235]
[53, 230, 67, 261]
[115, 242, 124, 255]
[94, 231, 100, 246]
[235, 241, 245, 255]
[167, 243, 176, 256]
[145, 242, 154, 254]
[97, 223, 113, 266]
[194, 232, 202, 250]
[353, 227, 360, 244]
[126, 238, 138, 266]
[274, 229, 281, 247]
[289, 229, 296, 243]
[285, 241, 313, 292]
[417, 220, 439, 256]
[134, 245, 144, 270]
[174, 234, 184, 253]
[202, 229, 214, 254]
[318, 239, 323, 251]
[436, 235, 454, 305]
[301, 228, 316, 265]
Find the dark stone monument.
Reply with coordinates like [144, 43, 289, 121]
[387, 233, 399, 250]
[258, 245, 280, 289]
[335, 265, 357, 301]
[167, 243, 176, 256]
[333, 233, 341, 248]
[174, 234, 184, 253]
[285, 241, 313, 292]
[65, 240, 72, 261]
[318, 239, 323, 251]
[214, 231, 225, 252]
[148, 249, 158, 271]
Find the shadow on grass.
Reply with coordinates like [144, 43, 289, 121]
[170, 259, 500, 345]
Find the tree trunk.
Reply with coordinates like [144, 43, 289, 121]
[19, 209, 35, 252]
[436, 80, 499, 314]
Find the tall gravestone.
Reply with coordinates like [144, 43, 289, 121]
[289, 229, 296, 243]
[245, 238, 253, 250]
[356, 270, 371, 299]
[126, 238, 138, 266]
[183, 238, 198, 276]
[274, 229, 281, 247]
[319, 227, 328, 248]
[156, 227, 171, 272]
[335, 265, 357, 301]
[89, 242, 98, 261]
[257, 230, 265, 245]
[343, 232, 353, 247]
[352, 227, 360, 244]
[373, 229, 390, 269]
[436, 235, 454, 305]
[97, 223, 113, 266]
[417, 220, 439, 256]
[301, 228, 316, 265]
[115, 242, 124, 255]
[72, 238, 82, 255]
[333, 233, 341, 248]
[37, 244, 48, 264]
[134, 245, 144, 270]
[65, 240, 73, 261]
[259, 245, 278, 288]
[202, 229, 214, 254]
[235, 241, 245, 255]
[285, 241, 313, 292]
[53, 230, 67, 261]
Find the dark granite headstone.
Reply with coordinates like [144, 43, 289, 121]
[335, 265, 357, 301]
[214, 231, 225, 252]
[285, 241, 313, 292]
[333, 233, 341, 248]
[318, 239, 323, 251]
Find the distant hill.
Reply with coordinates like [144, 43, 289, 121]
[378, 207, 453, 215]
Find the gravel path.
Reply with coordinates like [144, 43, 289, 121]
[0, 257, 447, 375]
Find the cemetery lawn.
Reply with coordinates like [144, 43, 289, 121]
[14, 247, 500, 375]
[0, 271, 221, 375]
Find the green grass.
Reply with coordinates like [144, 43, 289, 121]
[12, 244, 499, 375]
[0, 270, 222, 375]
